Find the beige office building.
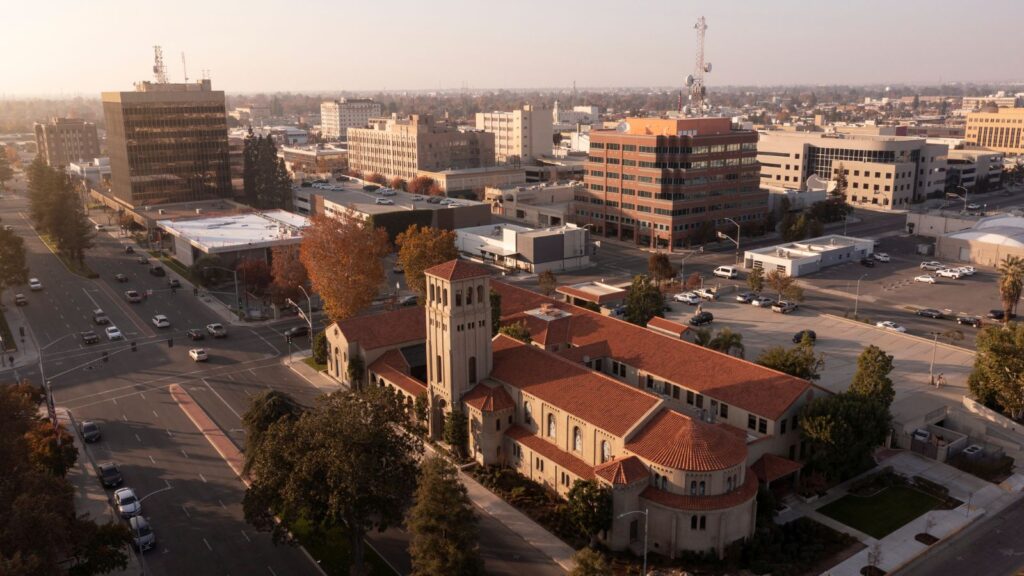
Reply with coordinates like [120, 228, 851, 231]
[757, 131, 947, 210]
[347, 114, 495, 182]
[965, 107, 1024, 155]
[475, 105, 553, 164]
[320, 98, 382, 140]
[34, 117, 101, 168]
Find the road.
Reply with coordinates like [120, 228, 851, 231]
[0, 172, 563, 576]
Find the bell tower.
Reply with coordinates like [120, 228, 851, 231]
[423, 260, 494, 438]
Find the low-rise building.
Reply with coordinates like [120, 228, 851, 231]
[524, 155, 586, 182]
[321, 98, 382, 140]
[965, 107, 1024, 155]
[484, 182, 580, 228]
[278, 145, 348, 179]
[67, 157, 111, 188]
[417, 165, 526, 196]
[556, 281, 627, 312]
[454, 222, 591, 272]
[743, 234, 875, 277]
[229, 105, 271, 123]
[935, 213, 1024, 266]
[156, 209, 308, 267]
[946, 149, 1004, 192]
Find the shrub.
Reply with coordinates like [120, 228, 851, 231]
[312, 331, 328, 364]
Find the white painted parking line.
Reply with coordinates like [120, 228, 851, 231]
[152, 410, 159, 418]
[218, 499, 226, 509]
[203, 538, 212, 552]
[241, 530, 251, 543]
[166, 428, 173, 438]
[181, 449, 189, 459]
[181, 505, 191, 518]
[122, 414, 127, 422]
[267, 567, 277, 576]
[134, 433, 141, 442]
[199, 473, 207, 483]
[149, 455, 156, 465]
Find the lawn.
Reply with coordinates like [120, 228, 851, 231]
[290, 518, 395, 575]
[818, 485, 941, 539]
[303, 356, 327, 371]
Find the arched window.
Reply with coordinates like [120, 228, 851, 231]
[455, 290, 462, 306]
[547, 414, 556, 438]
[466, 287, 473, 305]
[477, 285, 484, 305]
[524, 402, 532, 424]
[468, 356, 477, 384]
[690, 481, 697, 495]
[660, 476, 667, 490]
[429, 283, 435, 302]
[699, 481, 706, 495]
[601, 440, 611, 463]
[573, 426, 582, 453]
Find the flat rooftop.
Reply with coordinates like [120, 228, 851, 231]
[157, 210, 309, 252]
[747, 234, 872, 260]
[313, 182, 485, 215]
[556, 281, 626, 305]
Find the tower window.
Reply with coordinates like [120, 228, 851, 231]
[477, 285, 484, 304]
[466, 287, 473, 305]
[443, 289, 448, 306]
[573, 426, 582, 453]
[547, 413, 556, 438]
[455, 291, 462, 306]
[468, 356, 477, 384]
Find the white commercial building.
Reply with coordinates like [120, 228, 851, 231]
[66, 157, 111, 187]
[320, 98, 382, 140]
[475, 104, 553, 165]
[743, 234, 875, 277]
[455, 222, 591, 273]
[552, 101, 600, 127]
[157, 210, 309, 267]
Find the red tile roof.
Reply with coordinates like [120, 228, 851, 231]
[368, 349, 427, 397]
[463, 383, 515, 412]
[492, 282, 810, 420]
[645, 316, 688, 338]
[640, 470, 758, 511]
[506, 425, 594, 480]
[491, 335, 661, 437]
[335, 306, 426, 352]
[594, 456, 650, 486]
[625, 410, 746, 472]
[424, 259, 491, 281]
[751, 454, 803, 484]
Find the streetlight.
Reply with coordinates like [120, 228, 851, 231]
[853, 273, 868, 318]
[946, 185, 969, 213]
[286, 284, 315, 344]
[203, 266, 241, 316]
[717, 217, 741, 266]
[618, 508, 649, 576]
[678, 246, 704, 285]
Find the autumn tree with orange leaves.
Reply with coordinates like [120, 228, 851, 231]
[395, 225, 458, 298]
[300, 215, 389, 321]
[269, 244, 309, 307]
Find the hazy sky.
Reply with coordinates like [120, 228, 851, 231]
[3, 0, 1022, 96]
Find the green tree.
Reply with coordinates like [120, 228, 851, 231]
[567, 480, 613, 548]
[569, 548, 612, 576]
[537, 270, 558, 296]
[0, 152, 13, 192]
[241, 390, 304, 474]
[747, 266, 765, 293]
[968, 323, 1024, 419]
[498, 321, 531, 343]
[243, 386, 422, 576]
[832, 162, 848, 199]
[691, 327, 713, 347]
[997, 255, 1024, 322]
[647, 252, 676, 287]
[0, 228, 29, 305]
[406, 456, 484, 576]
[312, 331, 328, 365]
[413, 394, 428, 425]
[347, 355, 366, 388]
[623, 275, 664, 326]
[800, 393, 891, 480]
[396, 225, 459, 298]
[848, 345, 895, 408]
[490, 289, 502, 336]
[243, 134, 294, 210]
[708, 328, 746, 358]
[756, 339, 825, 381]
[444, 409, 469, 459]
[765, 269, 804, 301]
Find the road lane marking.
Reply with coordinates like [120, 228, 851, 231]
[134, 433, 141, 442]
[203, 538, 212, 552]
[251, 328, 281, 355]
[267, 567, 277, 576]
[241, 530, 250, 542]
[201, 378, 242, 420]
[181, 449, 189, 459]
[122, 414, 127, 422]
[149, 455, 156, 464]
[152, 410, 159, 418]
[218, 499, 226, 509]
[181, 505, 191, 518]
[199, 473, 207, 483]
[139, 392, 145, 399]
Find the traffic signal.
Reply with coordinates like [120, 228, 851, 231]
[167, 338, 174, 348]
[286, 334, 293, 344]
[131, 341, 137, 352]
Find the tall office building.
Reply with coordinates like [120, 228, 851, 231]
[475, 105, 553, 164]
[34, 117, 101, 167]
[102, 79, 231, 207]
[965, 107, 1024, 155]
[578, 117, 765, 250]
[347, 114, 495, 181]
[320, 98, 382, 140]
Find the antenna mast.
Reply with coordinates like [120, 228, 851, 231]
[181, 52, 188, 83]
[686, 16, 711, 116]
[152, 45, 168, 84]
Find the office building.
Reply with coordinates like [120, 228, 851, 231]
[347, 114, 495, 182]
[946, 149, 1004, 192]
[757, 131, 947, 210]
[475, 105, 553, 164]
[320, 98, 382, 140]
[553, 101, 600, 126]
[578, 117, 765, 250]
[34, 117, 101, 167]
[102, 79, 231, 208]
[961, 93, 1022, 112]
[278, 145, 348, 178]
[454, 222, 591, 272]
[228, 105, 271, 123]
[417, 166, 525, 195]
[965, 107, 1024, 155]
[484, 181, 581, 227]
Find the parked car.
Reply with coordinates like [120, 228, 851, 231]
[375, 198, 394, 205]
[114, 488, 141, 518]
[399, 295, 418, 307]
[914, 274, 937, 284]
[751, 296, 775, 308]
[81, 330, 100, 344]
[151, 315, 170, 328]
[97, 461, 123, 488]
[936, 268, 963, 279]
[916, 308, 944, 319]
[80, 420, 101, 442]
[124, 245, 134, 254]
[168, 278, 181, 288]
[688, 311, 714, 326]
[967, 203, 982, 210]
[93, 309, 110, 324]
[875, 320, 907, 333]
[206, 323, 227, 338]
[912, 428, 931, 443]
[792, 330, 817, 344]
[129, 516, 156, 552]
[919, 261, 943, 271]
[735, 291, 757, 303]
[873, 252, 891, 262]
[137, 256, 148, 264]
[188, 348, 208, 362]
[426, 197, 442, 204]
[14, 293, 28, 306]
[105, 326, 123, 340]
[956, 315, 982, 327]
[957, 266, 977, 276]
[771, 301, 798, 314]
[28, 278, 43, 291]
[859, 258, 875, 267]
[987, 309, 1016, 320]
[712, 266, 738, 279]
[148, 265, 165, 277]
[672, 292, 701, 305]
[186, 328, 205, 341]
[284, 325, 309, 338]
[114, 273, 128, 283]
[124, 290, 142, 303]
[695, 287, 718, 300]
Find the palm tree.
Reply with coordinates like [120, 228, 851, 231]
[997, 255, 1024, 323]
[708, 328, 746, 358]
[691, 327, 712, 347]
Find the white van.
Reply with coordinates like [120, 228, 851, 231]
[713, 266, 739, 279]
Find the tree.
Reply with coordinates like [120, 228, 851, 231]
[312, 331, 328, 365]
[0, 228, 29, 305]
[406, 456, 484, 576]
[708, 328, 746, 358]
[389, 177, 408, 191]
[192, 254, 226, 286]
[0, 152, 13, 192]
[235, 258, 273, 297]
[407, 176, 436, 195]
[756, 339, 825, 381]
[848, 345, 895, 409]
[26, 160, 94, 266]
[24, 421, 78, 478]
[997, 255, 1024, 322]
[427, 183, 445, 197]
[567, 480, 612, 548]
[691, 327, 713, 347]
[243, 133, 292, 209]
[444, 409, 469, 459]
[747, 267, 765, 293]
[241, 390, 304, 474]
[366, 172, 387, 185]
[800, 392, 891, 480]
[301, 215, 389, 321]
[765, 269, 804, 302]
[498, 321, 531, 343]
[537, 270, 558, 296]
[490, 290, 502, 336]
[395, 225, 459, 298]
[347, 355, 366, 388]
[243, 386, 422, 576]
[569, 548, 612, 576]
[623, 275, 664, 326]
[832, 162, 848, 199]
[968, 323, 1024, 419]
[269, 245, 309, 307]
[647, 252, 676, 287]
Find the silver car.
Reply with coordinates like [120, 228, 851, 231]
[114, 487, 141, 518]
[129, 516, 156, 551]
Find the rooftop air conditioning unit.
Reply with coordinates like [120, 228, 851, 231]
[195, 208, 203, 215]
[158, 209, 165, 215]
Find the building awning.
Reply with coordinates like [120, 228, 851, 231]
[479, 245, 519, 257]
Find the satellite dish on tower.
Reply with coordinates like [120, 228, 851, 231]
[686, 74, 695, 87]
[616, 121, 631, 133]
[704, 63, 712, 73]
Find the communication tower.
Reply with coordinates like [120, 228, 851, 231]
[685, 16, 712, 115]
[152, 45, 168, 84]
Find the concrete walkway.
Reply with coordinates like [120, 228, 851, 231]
[285, 350, 343, 393]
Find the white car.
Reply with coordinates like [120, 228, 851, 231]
[375, 198, 394, 205]
[188, 348, 208, 362]
[876, 321, 907, 333]
[919, 261, 943, 271]
[114, 487, 142, 518]
[914, 274, 937, 284]
[751, 296, 775, 308]
[672, 292, 701, 305]
[873, 252, 890, 263]
[694, 287, 718, 300]
[28, 278, 43, 291]
[958, 266, 977, 276]
[713, 266, 738, 279]
[151, 314, 170, 328]
[936, 268, 963, 279]
[105, 326, 123, 340]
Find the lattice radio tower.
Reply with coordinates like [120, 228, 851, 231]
[152, 45, 168, 84]
[684, 16, 712, 115]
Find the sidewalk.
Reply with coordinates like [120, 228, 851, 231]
[59, 407, 143, 576]
[285, 350, 343, 393]
[0, 292, 40, 378]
